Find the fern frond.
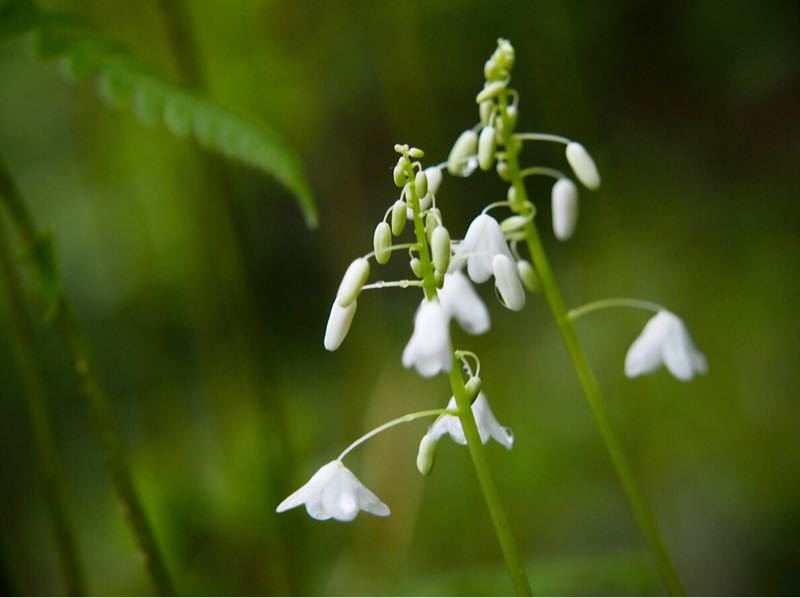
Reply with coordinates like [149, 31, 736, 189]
[0, 2, 318, 227]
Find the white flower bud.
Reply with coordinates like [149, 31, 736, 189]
[500, 215, 527, 234]
[391, 200, 407, 236]
[431, 226, 451, 274]
[425, 208, 440, 243]
[393, 157, 409, 188]
[373, 222, 392, 264]
[414, 170, 428, 198]
[551, 178, 579, 241]
[408, 147, 424, 158]
[425, 167, 442, 196]
[492, 254, 525, 311]
[476, 80, 507, 103]
[335, 258, 370, 307]
[465, 375, 481, 401]
[479, 100, 494, 126]
[447, 130, 478, 176]
[478, 126, 497, 171]
[410, 257, 423, 278]
[324, 300, 357, 351]
[517, 260, 539, 292]
[565, 142, 601, 190]
[416, 434, 437, 476]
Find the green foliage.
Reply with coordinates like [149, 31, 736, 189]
[0, 0, 318, 227]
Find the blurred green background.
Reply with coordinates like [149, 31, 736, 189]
[1, 0, 799, 595]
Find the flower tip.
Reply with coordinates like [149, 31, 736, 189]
[565, 142, 601, 190]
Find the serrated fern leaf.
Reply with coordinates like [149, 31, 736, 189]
[0, 2, 317, 227]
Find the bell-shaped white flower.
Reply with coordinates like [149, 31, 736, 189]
[625, 310, 708, 381]
[551, 178, 579, 241]
[402, 299, 452, 378]
[565, 142, 601, 190]
[324, 300, 357, 351]
[492, 254, 525, 311]
[276, 460, 390, 521]
[426, 393, 514, 449]
[455, 214, 514, 284]
[438, 270, 490, 335]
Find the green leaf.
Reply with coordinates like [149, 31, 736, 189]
[1, 3, 317, 227]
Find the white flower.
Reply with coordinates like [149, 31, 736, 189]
[455, 214, 514, 284]
[565, 142, 601, 190]
[492, 254, 525, 311]
[276, 460, 390, 521]
[551, 178, 579, 241]
[324, 300, 357, 351]
[402, 299, 452, 378]
[438, 270, 490, 335]
[426, 393, 514, 449]
[625, 310, 708, 381]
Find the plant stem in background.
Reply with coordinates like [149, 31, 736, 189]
[0, 220, 86, 595]
[501, 132, 685, 594]
[0, 151, 175, 596]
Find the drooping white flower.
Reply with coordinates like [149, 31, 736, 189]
[402, 299, 452, 378]
[565, 142, 601, 190]
[324, 300, 357, 351]
[492, 254, 526, 311]
[276, 460, 390, 521]
[551, 178, 579, 241]
[426, 393, 514, 449]
[625, 310, 708, 381]
[438, 270, 490, 335]
[455, 214, 514, 284]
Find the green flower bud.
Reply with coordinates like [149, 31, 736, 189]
[410, 257, 423, 278]
[500, 215, 528, 234]
[335, 258, 370, 307]
[497, 161, 510, 181]
[373, 222, 392, 264]
[408, 147, 424, 158]
[517, 260, 540, 292]
[425, 208, 440, 243]
[434, 270, 445, 286]
[414, 169, 428, 198]
[416, 434, 437, 476]
[465, 376, 482, 401]
[476, 80, 508, 103]
[507, 185, 517, 205]
[479, 100, 494, 126]
[393, 163, 406, 188]
[478, 126, 497, 171]
[391, 200, 407, 236]
[447, 130, 478, 176]
[431, 226, 451, 274]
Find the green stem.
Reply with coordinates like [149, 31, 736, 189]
[403, 153, 532, 595]
[568, 298, 663, 321]
[499, 102, 685, 594]
[0, 219, 86, 595]
[448, 365, 533, 596]
[0, 151, 175, 596]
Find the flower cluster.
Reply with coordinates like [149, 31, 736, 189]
[278, 38, 707, 524]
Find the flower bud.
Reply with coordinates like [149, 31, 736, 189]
[551, 178, 579, 241]
[393, 163, 405, 188]
[425, 167, 442, 196]
[465, 375, 482, 401]
[476, 80, 507, 103]
[434, 270, 445, 286]
[414, 169, 428, 198]
[425, 208, 440, 243]
[431, 226, 451, 273]
[479, 100, 494, 126]
[505, 105, 518, 129]
[335, 258, 370, 307]
[492, 254, 525, 311]
[478, 126, 497, 171]
[373, 222, 392, 264]
[416, 434, 437, 476]
[391, 200, 407, 236]
[408, 147, 424, 158]
[324, 300, 357, 351]
[484, 57, 497, 81]
[500, 215, 528, 234]
[565, 142, 601, 190]
[517, 260, 540, 292]
[447, 130, 478, 176]
[496, 161, 510, 181]
[410, 257, 423, 278]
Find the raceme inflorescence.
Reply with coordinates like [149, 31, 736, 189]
[277, 38, 706, 595]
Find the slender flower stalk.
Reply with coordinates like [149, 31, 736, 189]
[495, 88, 686, 595]
[0, 221, 86, 595]
[0, 151, 175, 596]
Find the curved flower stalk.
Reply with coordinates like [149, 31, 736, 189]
[280, 144, 533, 595]
[431, 38, 710, 595]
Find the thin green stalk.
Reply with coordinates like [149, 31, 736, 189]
[403, 152, 532, 595]
[0, 219, 86, 595]
[0, 151, 175, 596]
[568, 298, 663, 321]
[500, 121, 685, 593]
